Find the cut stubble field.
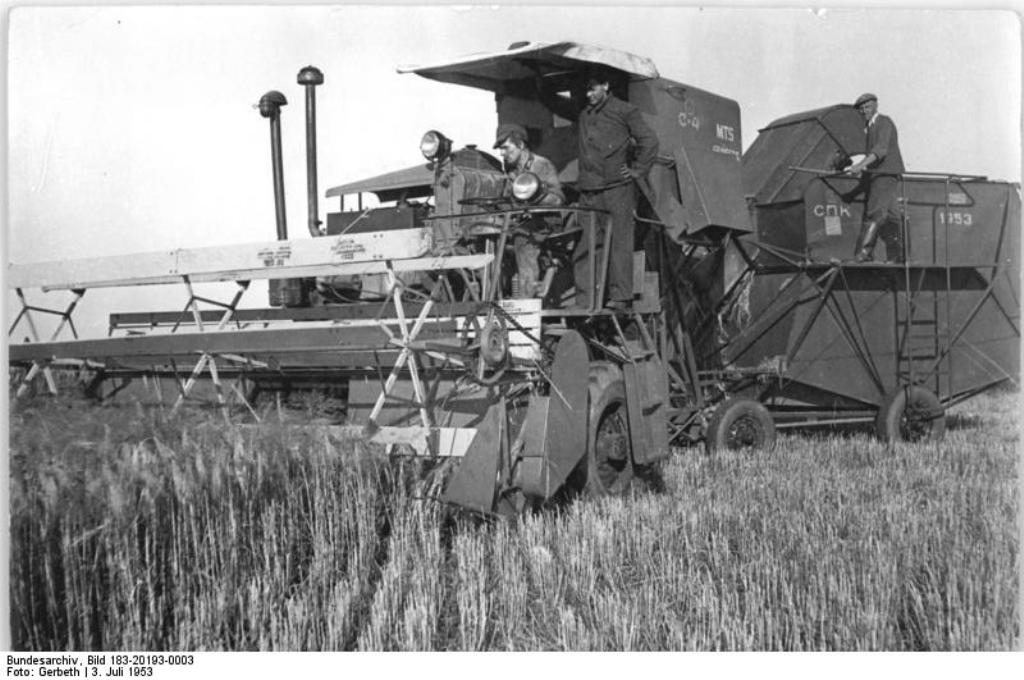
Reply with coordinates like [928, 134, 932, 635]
[7, 388, 1020, 650]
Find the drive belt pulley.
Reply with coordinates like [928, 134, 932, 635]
[458, 302, 510, 385]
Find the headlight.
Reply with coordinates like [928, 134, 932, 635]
[511, 172, 542, 202]
[420, 130, 451, 161]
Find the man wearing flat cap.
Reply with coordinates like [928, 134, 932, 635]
[845, 93, 906, 262]
[539, 68, 659, 309]
[494, 122, 564, 297]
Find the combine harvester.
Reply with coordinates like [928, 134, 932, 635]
[9, 43, 1019, 514]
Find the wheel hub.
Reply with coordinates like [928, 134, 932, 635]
[727, 415, 762, 448]
[900, 400, 936, 441]
[595, 403, 630, 487]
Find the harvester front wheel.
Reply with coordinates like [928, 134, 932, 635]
[584, 363, 633, 496]
[705, 398, 776, 454]
[876, 386, 946, 443]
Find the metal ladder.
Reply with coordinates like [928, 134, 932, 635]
[896, 286, 949, 396]
[894, 175, 954, 397]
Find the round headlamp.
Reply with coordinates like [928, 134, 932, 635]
[511, 172, 542, 203]
[420, 130, 451, 161]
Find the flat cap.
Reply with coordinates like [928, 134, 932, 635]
[584, 67, 613, 86]
[493, 122, 528, 149]
[854, 93, 877, 107]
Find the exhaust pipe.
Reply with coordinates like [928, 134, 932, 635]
[259, 90, 307, 307]
[297, 66, 324, 237]
[258, 90, 288, 241]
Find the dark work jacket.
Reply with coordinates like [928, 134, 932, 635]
[865, 113, 905, 175]
[577, 94, 659, 191]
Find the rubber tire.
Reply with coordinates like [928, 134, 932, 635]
[875, 386, 946, 443]
[705, 398, 776, 454]
[584, 362, 634, 496]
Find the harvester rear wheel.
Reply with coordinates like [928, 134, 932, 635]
[876, 386, 946, 443]
[584, 363, 633, 496]
[705, 398, 776, 454]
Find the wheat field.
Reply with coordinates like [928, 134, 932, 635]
[7, 387, 1020, 650]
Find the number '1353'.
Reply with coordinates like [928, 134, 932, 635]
[938, 211, 973, 226]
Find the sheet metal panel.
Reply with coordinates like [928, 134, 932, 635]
[631, 78, 751, 235]
[8, 230, 440, 290]
[801, 178, 1018, 265]
[398, 41, 658, 91]
[724, 259, 1019, 407]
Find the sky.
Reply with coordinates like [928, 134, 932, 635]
[4, 4, 1022, 338]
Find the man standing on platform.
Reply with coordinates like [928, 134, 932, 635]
[845, 93, 906, 262]
[544, 68, 658, 309]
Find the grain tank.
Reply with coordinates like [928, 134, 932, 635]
[723, 105, 1020, 417]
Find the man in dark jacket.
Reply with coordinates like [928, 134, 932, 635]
[845, 93, 906, 262]
[541, 69, 659, 308]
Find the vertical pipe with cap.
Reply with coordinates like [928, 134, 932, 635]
[298, 66, 324, 237]
[258, 90, 288, 240]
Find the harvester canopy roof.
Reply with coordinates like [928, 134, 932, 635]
[397, 40, 659, 91]
[325, 163, 434, 202]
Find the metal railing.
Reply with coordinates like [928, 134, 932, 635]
[423, 204, 613, 312]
